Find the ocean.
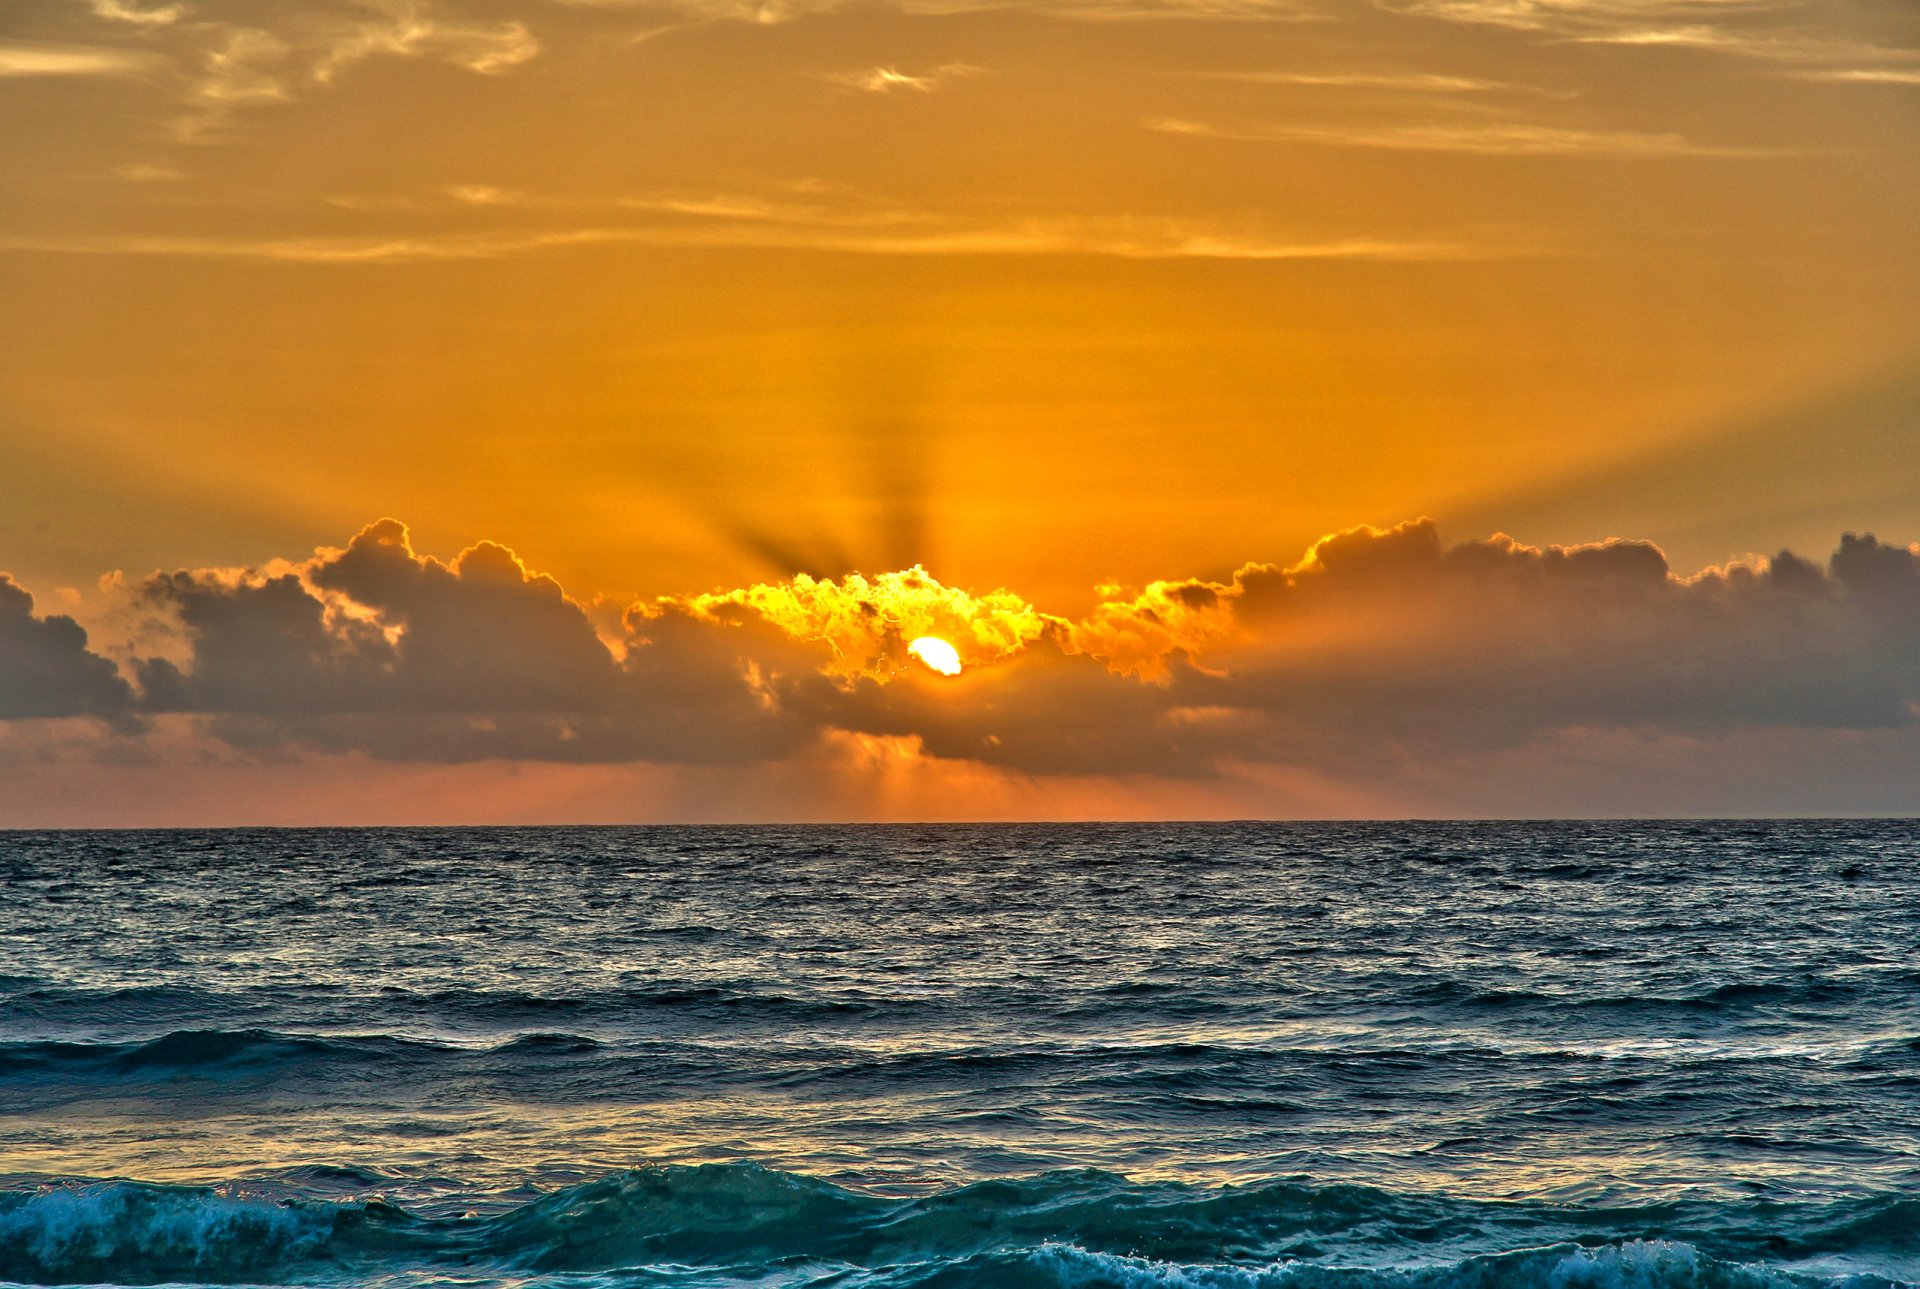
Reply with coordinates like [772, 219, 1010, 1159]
[1, 821, 1917, 1287]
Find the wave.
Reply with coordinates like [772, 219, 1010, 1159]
[2, 1166, 1916, 1286]
[893, 1242, 1907, 1289]
[0, 1182, 344, 1284]
[5, 1026, 1916, 1115]
[0, 981, 899, 1037]
[0, 1029, 442, 1077]
[10, 971, 1903, 1025]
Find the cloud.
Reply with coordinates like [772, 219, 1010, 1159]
[1381, 0, 1920, 72]
[116, 161, 186, 182]
[829, 66, 938, 92]
[687, 566, 1051, 679]
[708, 518, 1920, 776]
[84, 0, 180, 25]
[311, 15, 538, 84]
[1148, 115, 1779, 156]
[42, 0, 544, 138]
[3, 515, 1899, 797]
[175, 11, 538, 123]
[1065, 520, 1920, 761]
[36, 0, 1317, 146]
[0, 217, 1502, 264]
[128, 519, 816, 764]
[1384, 0, 1781, 36]
[0, 575, 134, 721]
[1172, 69, 1522, 92]
[1796, 68, 1920, 86]
[194, 27, 295, 105]
[0, 43, 160, 77]
[823, 63, 984, 93]
[637, 0, 1318, 20]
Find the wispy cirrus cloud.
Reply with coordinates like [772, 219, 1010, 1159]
[1380, 0, 1920, 76]
[115, 162, 185, 181]
[1794, 67, 1920, 86]
[821, 62, 985, 93]
[0, 42, 160, 78]
[0, 220, 1502, 264]
[193, 28, 295, 106]
[828, 66, 938, 93]
[1148, 114, 1786, 156]
[182, 12, 538, 128]
[39, 0, 545, 138]
[1170, 67, 1522, 92]
[1384, 0, 1800, 40]
[310, 13, 538, 84]
[83, 0, 180, 26]
[1, 176, 1515, 262]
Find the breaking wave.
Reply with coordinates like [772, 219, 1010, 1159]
[2, 1166, 1915, 1287]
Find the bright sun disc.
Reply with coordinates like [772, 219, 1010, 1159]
[908, 636, 963, 676]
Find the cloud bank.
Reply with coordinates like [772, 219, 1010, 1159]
[5, 516, 1919, 816]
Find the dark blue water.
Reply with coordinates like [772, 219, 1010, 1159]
[2, 822, 1918, 1287]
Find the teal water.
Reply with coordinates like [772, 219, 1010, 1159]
[1, 822, 1916, 1286]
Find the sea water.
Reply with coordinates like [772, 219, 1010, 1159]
[1, 821, 1917, 1286]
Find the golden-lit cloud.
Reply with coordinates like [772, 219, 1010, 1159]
[1797, 68, 1920, 86]
[1065, 575, 1249, 678]
[84, 0, 179, 25]
[13, 0, 542, 138]
[195, 28, 294, 105]
[685, 566, 1051, 680]
[1147, 116, 1780, 157]
[0, 217, 1502, 264]
[0, 43, 159, 77]
[310, 15, 538, 85]
[1386, 0, 1920, 88]
[1175, 69, 1524, 92]
[824, 63, 985, 93]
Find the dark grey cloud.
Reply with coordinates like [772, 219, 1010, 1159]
[0, 575, 133, 720]
[1120, 520, 1920, 763]
[133, 519, 814, 764]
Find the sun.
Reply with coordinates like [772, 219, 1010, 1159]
[907, 636, 963, 677]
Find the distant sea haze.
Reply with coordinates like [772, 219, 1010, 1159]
[2, 821, 1918, 1287]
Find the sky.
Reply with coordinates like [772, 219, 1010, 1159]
[0, 0, 1917, 823]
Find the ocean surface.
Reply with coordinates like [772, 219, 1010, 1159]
[2, 821, 1918, 1288]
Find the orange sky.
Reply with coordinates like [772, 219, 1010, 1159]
[1, 0, 1917, 820]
